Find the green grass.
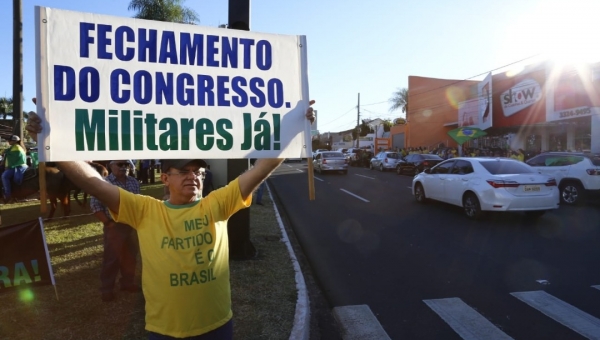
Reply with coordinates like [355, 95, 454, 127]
[0, 181, 296, 339]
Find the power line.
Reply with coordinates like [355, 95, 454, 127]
[317, 105, 356, 126]
[358, 53, 542, 108]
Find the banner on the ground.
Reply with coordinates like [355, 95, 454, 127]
[35, 7, 311, 161]
[0, 218, 55, 292]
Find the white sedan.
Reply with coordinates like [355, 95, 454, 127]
[412, 157, 559, 219]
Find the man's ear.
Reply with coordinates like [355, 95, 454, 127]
[160, 172, 169, 184]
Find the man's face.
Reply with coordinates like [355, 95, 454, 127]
[162, 164, 205, 198]
[110, 161, 130, 178]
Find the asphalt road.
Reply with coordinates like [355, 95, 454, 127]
[269, 160, 600, 339]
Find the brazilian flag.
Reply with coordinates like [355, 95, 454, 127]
[447, 127, 487, 145]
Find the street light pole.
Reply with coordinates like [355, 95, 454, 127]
[227, 0, 256, 260]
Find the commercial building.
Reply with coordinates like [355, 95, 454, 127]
[394, 61, 600, 154]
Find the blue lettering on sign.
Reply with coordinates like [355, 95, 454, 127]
[97, 24, 113, 59]
[54, 65, 76, 101]
[177, 73, 194, 106]
[79, 67, 100, 102]
[115, 26, 135, 61]
[61, 22, 287, 107]
[110, 69, 130, 103]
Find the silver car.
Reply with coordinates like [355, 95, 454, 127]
[370, 151, 403, 171]
[313, 151, 348, 175]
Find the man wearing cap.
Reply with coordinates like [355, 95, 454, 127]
[90, 160, 141, 302]
[25, 101, 315, 339]
[1, 135, 28, 203]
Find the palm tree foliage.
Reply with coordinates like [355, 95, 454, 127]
[389, 87, 409, 115]
[128, 0, 199, 24]
[0, 97, 13, 120]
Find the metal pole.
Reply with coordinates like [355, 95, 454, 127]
[13, 0, 23, 140]
[356, 93, 360, 148]
[227, 0, 256, 260]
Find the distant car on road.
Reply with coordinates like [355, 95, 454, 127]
[398, 154, 444, 176]
[412, 157, 559, 219]
[313, 151, 348, 175]
[312, 149, 329, 158]
[370, 151, 403, 172]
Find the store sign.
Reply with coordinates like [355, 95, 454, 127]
[478, 72, 493, 130]
[500, 79, 542, 117]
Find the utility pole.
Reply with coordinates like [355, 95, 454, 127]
[356, 93, 360, 148]
[13, 0, 23, 140]
[227, 0, 256, 260]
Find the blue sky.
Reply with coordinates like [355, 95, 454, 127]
[1, 0, 598, 133]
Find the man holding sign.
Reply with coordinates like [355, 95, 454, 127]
[31, 6, 314, 338]
[26, 103, 314, 339]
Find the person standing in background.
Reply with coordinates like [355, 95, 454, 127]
[1, 135, 28, 203]
[91, 160, 141, 302]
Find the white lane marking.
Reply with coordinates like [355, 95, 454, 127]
[407, 186, 412, 189]
[285, 164, 293, 168]
[591, 285, 600, 291]
[296, 169, 303, 173]
[511, 290, 600, 339]
[424, 298, 513, 340]
[355, 174, 375, 179]
[332, 305, 391, 340]
[340, 189, 370, 202]
[313, 176, 324, 182]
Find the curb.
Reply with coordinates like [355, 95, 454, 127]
[266, 182, 310, 340]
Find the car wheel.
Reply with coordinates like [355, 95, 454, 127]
[463, 192, 484, 220]
[396, 166, 402, 175]
[559, 182, 583, 205]
[379, 164, 384, 172]
[524, 210, 546, 219]
[414, 183, 427, 204]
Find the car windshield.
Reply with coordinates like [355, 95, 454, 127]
[478, 160, 534, 174]
[386, 153, 401, 159]
[422, 154, 442, 160]
[323, 152, 344, 158]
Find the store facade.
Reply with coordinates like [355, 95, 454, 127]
[398, 61, 600, 154]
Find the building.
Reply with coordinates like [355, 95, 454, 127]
[394, 60, 600, 154]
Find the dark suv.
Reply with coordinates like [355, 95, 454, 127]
[526, 152, 600, 205]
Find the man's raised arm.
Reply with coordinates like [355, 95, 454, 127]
[25, 111, 121, 214]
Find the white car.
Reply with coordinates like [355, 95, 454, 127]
[526, 152, 600, 205]
[412, 157, 559, 219]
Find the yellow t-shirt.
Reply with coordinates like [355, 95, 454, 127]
[111, 178, 251, 337]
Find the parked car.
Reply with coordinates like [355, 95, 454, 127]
[412, 158, 559, 219]
[313, 151, 348, 175]
[398, 154, 444, 176]
[526, 152, 600, 205]
[346, 148, 364, 166]
[370, 151, 403, 172]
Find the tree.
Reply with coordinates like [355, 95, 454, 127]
[0, 97, 13, 120]
[358, 120, 373, 137]
[382, 119, 393, 132]
[128, 0, 199, 23]
[389, 87, 409, 115]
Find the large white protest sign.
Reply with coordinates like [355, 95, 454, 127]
[35, 7, 310, 161]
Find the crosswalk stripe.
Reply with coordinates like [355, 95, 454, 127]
[423, 298, 513, 340]
[511, 290, 600, 339]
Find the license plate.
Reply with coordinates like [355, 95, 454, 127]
[523, 185, 541, 192]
